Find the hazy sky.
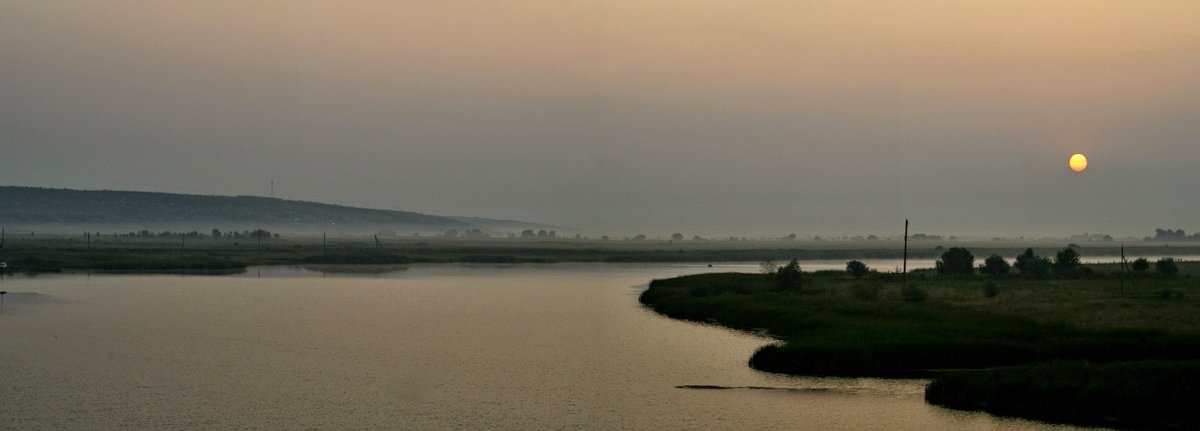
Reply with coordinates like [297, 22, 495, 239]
[2, 1, 1198, 236]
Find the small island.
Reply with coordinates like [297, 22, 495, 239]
[640, 249, 1200, 430]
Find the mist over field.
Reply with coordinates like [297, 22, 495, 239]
[3, 1, 1199, 237]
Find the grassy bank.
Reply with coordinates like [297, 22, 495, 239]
[926, 361, 1200, 429]
[639, 270, 1200, 429]
[2, 234, 1199, 271]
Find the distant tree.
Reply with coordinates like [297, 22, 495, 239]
[980, 254, 1010, 277]
[632, 234, 647, 241]
[1014, 248, 1052, 278]
[759, 258, 778, 274]
[600, 235, 610, 241]
[846, 260, 869, 278]
[692, 235, 705, 241]
[1053, 247, 1082, 276]
[866, 235, 879, 241]
[520, 229, 535, 239]
[537, 230, 548, 238]
[782, 233, 797, 241]
[671, 233, 684, 241]
[1156, 258, 1180, 278]
[211, 228, 221, 239]
[443, 229, 459, 238]
[1131, 257, 1150, 272]
[936, 247, 975, 275]
[775, 259, 802, 291]
[548, 230, 557, 238]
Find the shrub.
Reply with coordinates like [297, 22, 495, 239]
[846, 260, 869, 279]
[1053, 247, 1082, 276]
[980, 255, 1010, 277]
[1156, 258, 1180, 278]
[983, 281, 1000, 298]
[902, 284, 927, 302]
[1132, 258, 1150, 272]
[775, 258, 802, 291]
[1014, 248, 1051, 278]
[936, 247, 975, 275]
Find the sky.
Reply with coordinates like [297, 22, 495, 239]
[2, 1, 1199, 237]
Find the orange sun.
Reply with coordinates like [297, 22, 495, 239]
[1069, 153, 1088, 172]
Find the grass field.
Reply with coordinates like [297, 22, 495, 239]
[638, 267, 1200, 429]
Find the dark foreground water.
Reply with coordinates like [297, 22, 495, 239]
[0, 264, 1105, 430]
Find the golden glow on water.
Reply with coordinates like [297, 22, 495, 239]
[0, 265, 1091, 430]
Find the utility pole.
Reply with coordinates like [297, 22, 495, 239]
[1120, 244, 1127, 297]
[374, 234, 382, 249]
[323, 233, 327, 254]
[902, 219, 909, 285]
[86, 231, 91, 249]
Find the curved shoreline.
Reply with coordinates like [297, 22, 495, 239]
[639, 271, 1200, 430]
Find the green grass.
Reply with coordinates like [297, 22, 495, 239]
[926, 361, 1200, 430]
[639, 270, 1200, 429]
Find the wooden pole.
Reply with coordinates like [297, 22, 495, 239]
[374, 234, 382, 249]
[86, 232, 91, 249]
[902, 219, 909, 285]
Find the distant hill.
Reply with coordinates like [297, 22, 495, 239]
[0, 186, 525, 230]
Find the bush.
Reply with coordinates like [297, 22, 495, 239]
[979, 255, 1010, 277]
[983, 282, 1000, 298]
[846, 260, 869, 279]
[1156, 258, 1180, 278]
[1132, 258, 1150, 272]
[1014, 248, 1051, 278]
[1053, 247, 1082, 276]
[936, 247, 975, 275]
[902, 284, 928, 302]
[775, 258, 802, 291]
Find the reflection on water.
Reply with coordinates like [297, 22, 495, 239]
[0, 264, 1106, 430]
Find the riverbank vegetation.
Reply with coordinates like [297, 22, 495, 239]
[639, 248, 1200, 429]
[4, 234, 1200, 272]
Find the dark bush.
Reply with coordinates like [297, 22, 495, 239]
[1132, 258, 1150, 272]
[1156, 258, 1180, 278]
[1014, 248, 1052, 278]
[775, 258, 802, 291]
[1053, 247, 1082, 276]
[980, 255, 1010, 277]
[846, 260, 869, 279]
[936, 247, 975, 275]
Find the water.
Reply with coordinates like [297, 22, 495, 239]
[0, 264, 1105, 430]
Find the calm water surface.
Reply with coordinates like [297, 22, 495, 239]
[0, 264, 1106, 430]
